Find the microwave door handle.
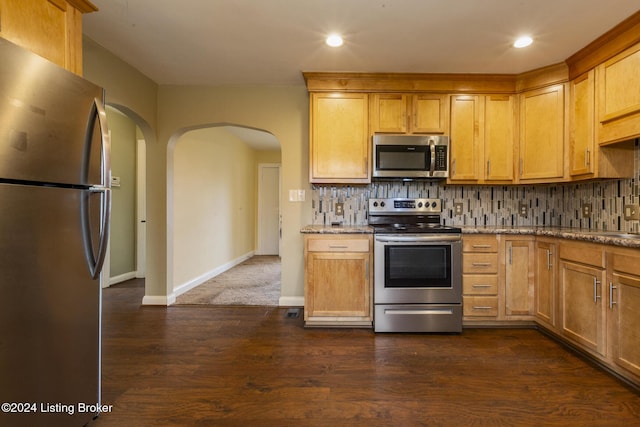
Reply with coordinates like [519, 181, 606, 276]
[429, 142, 436, 176]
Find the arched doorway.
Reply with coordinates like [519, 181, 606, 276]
[167, 124, 282, 304]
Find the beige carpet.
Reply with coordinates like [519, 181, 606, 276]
[175, 256, 281, 306]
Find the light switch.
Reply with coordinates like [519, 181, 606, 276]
[111, 176, 121, 187]
[288, 189, 306, 202]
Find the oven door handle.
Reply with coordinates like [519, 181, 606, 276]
[375, 235, 461, 243]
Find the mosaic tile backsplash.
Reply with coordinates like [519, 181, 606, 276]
[311, 140, 640, 234]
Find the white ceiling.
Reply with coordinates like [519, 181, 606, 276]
[83, 1, 640, 87]
[83, 1, 639, 150]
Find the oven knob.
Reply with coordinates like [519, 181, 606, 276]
[418, 202, 423, 208]
[380, 201, 386, 207]
[431, 202, 437, 208]
[373, 201, 378, 207]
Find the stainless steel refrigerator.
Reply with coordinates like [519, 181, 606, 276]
[0, 37, 110, 426]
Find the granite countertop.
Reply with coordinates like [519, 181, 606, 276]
[300, 224, 640, 248]
[300, 224, 374, 234]
[461, 226, 640, 249]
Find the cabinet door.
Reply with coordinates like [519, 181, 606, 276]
[610, 272, 640, 379]
[484, 95, 515, 182]
[535, 240, 556, 327]
[411, 94, 448, 134]
[569, 71, 595, 176]
[596, 43, 640, 144]
[449, 95, 480, 182]
[305, 252, 371, 319]
[310, 93, 370, 183]
[560, 261, 606, 356]
[0, 0, 90, 74]
[370, 94, 408, 133]
[504, 239, 534, 317]
[519, 85, 565, 181]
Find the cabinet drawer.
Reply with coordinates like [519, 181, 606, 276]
[463, 235, 498, 253]
[307, 238, 370, 253]
[463, 275, 498, 295]
[611, 250, 640, 276]
[559, 242, 604, 267]
[463, 296, 499, 317]
[463, 253, 498, 274]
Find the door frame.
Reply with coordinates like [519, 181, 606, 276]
[256, 163, 281, 255]
[136, 138, 147, 278]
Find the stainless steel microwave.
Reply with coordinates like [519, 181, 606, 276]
[372, 135, 449, 179]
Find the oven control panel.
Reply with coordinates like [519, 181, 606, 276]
[369, 198, 442, 215]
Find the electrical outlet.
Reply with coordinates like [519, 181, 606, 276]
[519, 202, 528, 218]
[582, 203, 592, 218]
[624, 204, 640, 220]
[454, 203, 464, 215]
[335, 202, 344, 216]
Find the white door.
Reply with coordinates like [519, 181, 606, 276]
[257, 163, 281, 255]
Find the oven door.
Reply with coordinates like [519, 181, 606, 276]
[374, 234, 462, 304]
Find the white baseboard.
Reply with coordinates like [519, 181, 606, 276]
[107, 271, 137, 287]
[142, 293, 176, 306]
[172, 251, 255, 300]
[279, 296, 304, 307]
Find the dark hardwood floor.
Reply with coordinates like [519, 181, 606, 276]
[90, 280, 640, 426]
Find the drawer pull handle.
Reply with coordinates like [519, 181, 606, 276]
[472, 262, 492, 267]
[593, 277, 601, 303]
[472, 306, 494, 310]
[609, 282, 617, 309]
[472, 284, 492, 288]
[328, 245, 349, 249]
[472, 245, 492, 249]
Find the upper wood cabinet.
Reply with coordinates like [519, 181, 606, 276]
[309, 93, 370, 184]
[569, 71, 595, 177]
[448, 94, 515, 184]
[370, 93, 449, 134]
[569, 70, 634, 180]
[518, 84, 566, 182]
[596, 43, 640, 145]
[0, 0, 97, 75]
[484, 95, 516, 182]
[449, 95, 481, 182]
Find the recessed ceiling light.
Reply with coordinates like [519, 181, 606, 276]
[514, 36, 533, 48]
[326, 34, 344, 47]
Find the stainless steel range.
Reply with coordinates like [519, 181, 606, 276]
[369, 198, 462, 333]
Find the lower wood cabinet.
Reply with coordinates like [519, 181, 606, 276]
[463, 234, 535, 322]
[558, 241, 607, 358]
[303, 234, 372, 327]
[535, 239, 557, 329]
[609, 248, 640, 381]
[462, 235, 499, 320]
[503, 237, 535, 319]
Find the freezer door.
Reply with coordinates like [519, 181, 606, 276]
[0, 37, 107, 186]
[0, 184, 101, 427]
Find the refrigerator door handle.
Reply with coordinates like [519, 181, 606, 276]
[87, 185, 111, 279]
[94, 96, 112, 188]
[82, 98, 111, 279]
